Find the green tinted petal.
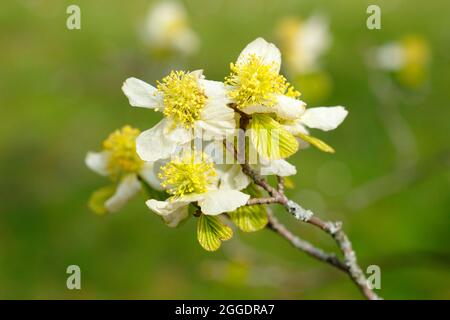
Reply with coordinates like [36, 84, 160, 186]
[297, 133, 335, 153]
[88, 185, 116, 215]
[197, 215, 233, 251]
[249, 114, 298, 160]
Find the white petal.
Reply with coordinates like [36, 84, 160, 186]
[282, 122, 309, 136]
[105, 174, 141, 213]
[237, 38, 281, 72]
[197, 106, 235, 140]
[195, 119, 236, 140]
[200, 79, 229, 101]
[146, 199, 190, 227]
[195, 80, 235, 138]
[85, 151, 110, 176]
[259, 159, 297, 176]
[136, 119, 192, 162]
[139, 162, 163, 191]
[202, 140, 227, 164]
[216, 165, 250, 190]
[281, 123, 310, 148]
[122, 77, 162, 109]
[199, 190, 250, 215]
[241, 104, 274, 115]
[200, 99, 234, 123]
[190, 69, 205, 79]
[274, 95, 306, 120]
[301, 106, 348, 131]
[166, 119, 194, 143]
[241, 97, 305, 120]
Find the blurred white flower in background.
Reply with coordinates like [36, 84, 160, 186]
[373, 42, 405, 71]
[371, 35, 430, 88]
[276, 15, 331, 75]
[275, 15, 333, 102]
[141, 1, 200, 56]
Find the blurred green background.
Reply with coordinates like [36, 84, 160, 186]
[1, 0, 449, 299]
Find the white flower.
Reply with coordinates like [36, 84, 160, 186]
[225, 37, 306, 120]
[141, 1, 199, 55]
[224, 38, 314, 160]
[122, 70, 236, 162]
[146, 151, 250, 227]
[85, 126, 162, 213]
[277, 15, 331, 75]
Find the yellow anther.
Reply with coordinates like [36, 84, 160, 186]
[225, 54, 300, 108]
[159, 151, 216, 198]
[157, 71, 207, 129]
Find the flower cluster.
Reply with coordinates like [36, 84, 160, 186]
[86, 38, 348, 251]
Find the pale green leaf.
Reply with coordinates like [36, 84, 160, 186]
[249, 114, 298, 160]
[88, 185, 116, 215]
[197, 215, 233, 251]
[228, 205, 268, 232]
[297, 133, 335, 153]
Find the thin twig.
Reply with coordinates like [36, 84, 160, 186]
[241, 162, 282, 200]
[307, 216, 380, 300]
[276, 176, 285, 193]
[266, 211, 347, 272]
[247, 197, 279, 205]
[241, 162, 382, 300]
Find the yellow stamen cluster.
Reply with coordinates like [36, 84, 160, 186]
[159, 152, 216, 198]
[225, 54, 300, 108]
[157, 71, 207, 129]
[103, 125, 143, 178]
